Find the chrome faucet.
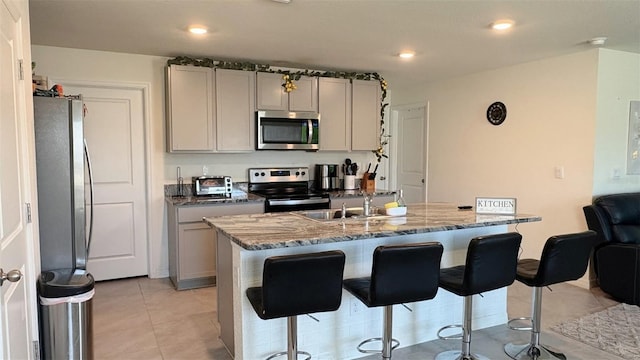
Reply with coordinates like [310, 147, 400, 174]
[363, 194, 372, 217]
[341, 203, 347, 219]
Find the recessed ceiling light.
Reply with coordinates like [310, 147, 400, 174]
[399, 51, 415, 59]
[188, 26, 208, 35]
[589, 37, 607, 46]
[491, 20, 515, 31]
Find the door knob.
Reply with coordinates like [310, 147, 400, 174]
[0, 269, 22, 286]
[422, 179, 425, 183]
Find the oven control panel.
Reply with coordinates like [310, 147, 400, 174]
[249, 167, 309, 183]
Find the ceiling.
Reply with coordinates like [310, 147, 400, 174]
[29, 0, 640, 89]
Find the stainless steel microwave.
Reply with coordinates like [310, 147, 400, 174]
[256, 110, 320, 150]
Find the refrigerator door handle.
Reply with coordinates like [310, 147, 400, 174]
[84, 139, 94, 261]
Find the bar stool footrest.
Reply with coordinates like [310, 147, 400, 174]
[437, 324, 463, 340]
[356, 337, 400, 354]
[507, 317, 533, 331]
[504, 342, 566, 360]
[434, 349, 490, 360]
[265, 350, 311, 360]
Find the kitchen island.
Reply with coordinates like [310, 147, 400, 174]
[204, 203, 540, 360]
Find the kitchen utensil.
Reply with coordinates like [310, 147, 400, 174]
[370, 164, 379, 179]
[345, 158, 352, 165]
[366, 163, 372, 173]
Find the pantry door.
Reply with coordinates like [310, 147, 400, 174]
[56, 82, 149, 281]
[1, 0, 37, 358]
[397, 105, 427, 204]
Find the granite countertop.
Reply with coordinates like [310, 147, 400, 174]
[204, 203, 541, 250]
[165, 191, 265, 206]
[165, 188, 394, 207]
[325, 189, 396, 198]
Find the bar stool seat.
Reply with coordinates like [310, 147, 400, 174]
[343, 242, 443, 359]
[246, 250, 346, 360]
[435, 232, 522, 360]
[504, 231, 597, 360]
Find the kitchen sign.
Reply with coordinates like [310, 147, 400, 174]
[475, 197, 517, 215]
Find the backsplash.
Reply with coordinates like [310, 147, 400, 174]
[164, 151, 377, 184]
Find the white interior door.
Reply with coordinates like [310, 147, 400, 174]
[397, 106, 427, 204]
[1, 0, 36, 358]
[57, 83, 149, 281]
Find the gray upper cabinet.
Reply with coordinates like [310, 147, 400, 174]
[166, 65, 255, 153]
[166, 65, 215, 152]
[215, 69, 256, 152]
[318, 77, 351, 151]
[351, 79, 381, 151]
[256, 72, 318, 112]
[167, 65, 380, 153]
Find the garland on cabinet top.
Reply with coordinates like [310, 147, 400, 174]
[167, 56, 390, 162]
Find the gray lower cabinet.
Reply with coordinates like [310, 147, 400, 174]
[167, 201, 264, 290]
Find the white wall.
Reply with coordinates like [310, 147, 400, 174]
[592, 49, 640, 195]
[393, 50, 602, 287]
[31, 45, 380, 278]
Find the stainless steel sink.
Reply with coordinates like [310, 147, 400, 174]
[296, 207, 388, 221]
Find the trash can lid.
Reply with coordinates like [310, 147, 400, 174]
[38, 268, 95, 298]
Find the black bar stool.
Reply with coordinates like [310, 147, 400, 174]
[435, 232, 522, 360]
[343, 242, 444, 359]
[504, 231, 597, 360]
[246, 250, 346, 360]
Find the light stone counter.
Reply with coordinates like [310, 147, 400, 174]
[205, 203, 540, 360]
[203, 202, 540, 250]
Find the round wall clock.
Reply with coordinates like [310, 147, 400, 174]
[486, 101, 507, 126]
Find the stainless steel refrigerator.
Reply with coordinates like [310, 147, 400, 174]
[33, 95, 95, 360]
[34, 96, 93, 271]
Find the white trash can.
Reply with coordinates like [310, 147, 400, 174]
[38, 269, 95, 360]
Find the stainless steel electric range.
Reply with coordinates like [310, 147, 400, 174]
[248, 167, 331, 212]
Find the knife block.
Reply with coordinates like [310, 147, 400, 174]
[361, 173, 375, 191]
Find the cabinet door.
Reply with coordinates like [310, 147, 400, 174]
[289, 75, 318, 112]
[178, 222, 216, 280]
[319, 77, 351, 151]
[256, 72, 288, 111]
[352, 79, 381, 150]
[216, 69, 256, 152]
[166, 65, 215, 152]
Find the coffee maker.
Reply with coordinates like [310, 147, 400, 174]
[315, 164, 339, 190]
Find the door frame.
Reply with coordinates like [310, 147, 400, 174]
[389, 102, 428, 200]
[49, 79, 153, 277]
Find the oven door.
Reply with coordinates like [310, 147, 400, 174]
[265, 196, 330, 213]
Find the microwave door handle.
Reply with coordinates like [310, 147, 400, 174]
[307, 119, 313, 144]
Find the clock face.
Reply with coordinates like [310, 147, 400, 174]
[487, 102, 507, 125]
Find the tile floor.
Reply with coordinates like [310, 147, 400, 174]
[93, 277, 622, 360]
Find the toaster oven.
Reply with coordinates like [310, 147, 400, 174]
[192, 176, 233, 197]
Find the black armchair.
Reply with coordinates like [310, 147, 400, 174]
[583, 192, 640, 305]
